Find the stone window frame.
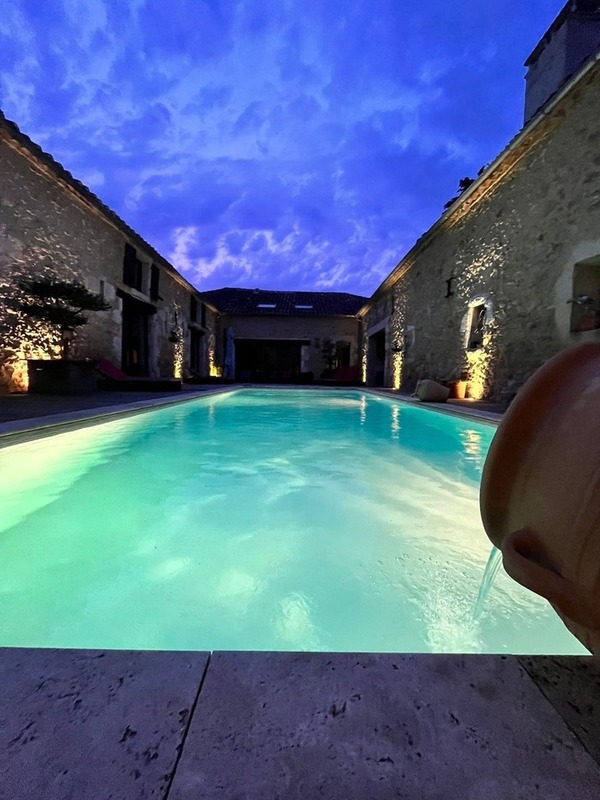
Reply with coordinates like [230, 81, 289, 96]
[569, 257, 600, 333]
[462, 294, 494, 351]
[123, 242, 153, 297]
[137, 255, 153, 297]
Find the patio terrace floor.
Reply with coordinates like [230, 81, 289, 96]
[1, 649, 599, 799]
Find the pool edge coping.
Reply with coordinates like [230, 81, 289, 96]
[363, 387, 502, 425]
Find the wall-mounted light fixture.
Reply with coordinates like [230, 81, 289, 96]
[445, 274, 455, 298]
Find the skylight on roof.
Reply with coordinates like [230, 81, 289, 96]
[257, 303, 277, 308]
[294, 304, 313, 309]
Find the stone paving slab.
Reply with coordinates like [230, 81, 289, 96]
[518, 655, 600, 765]
[169, 652, 600, 800]
[0, 648, 209, 800]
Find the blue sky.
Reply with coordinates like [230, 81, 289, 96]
[0, 0, 565, 297]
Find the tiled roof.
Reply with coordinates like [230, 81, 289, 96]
[203, 287, 368, 316]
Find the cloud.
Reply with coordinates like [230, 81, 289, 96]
[0, 0, 566, 296]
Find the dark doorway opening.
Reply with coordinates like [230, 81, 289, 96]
[121, 294, 153, 376]
[236, 339, 308, 382]
[367, 329, 386, 386]
[190, 328, 205, 375]
[336, 340, 351, 368]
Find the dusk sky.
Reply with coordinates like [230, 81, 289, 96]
[0, 1, 565, 297]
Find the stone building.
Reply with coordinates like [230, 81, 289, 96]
[0, 112, 218, 392]
[359, 0, 600, 399]
[203, 288, 365, 382]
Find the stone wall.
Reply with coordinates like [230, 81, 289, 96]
[362, 61, 600, 401]
[0, 132, 214, 391]
[218, 314, 362, 378]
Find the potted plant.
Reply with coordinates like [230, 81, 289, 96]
[14, 275, 110, 394]
[444, 365, 469, 399]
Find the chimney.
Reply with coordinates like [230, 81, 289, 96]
[524, 0, 600, 123]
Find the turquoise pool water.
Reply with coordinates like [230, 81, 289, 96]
[0, 389, 585, 654]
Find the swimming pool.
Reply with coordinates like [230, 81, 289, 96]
[0, 389, 586, 654]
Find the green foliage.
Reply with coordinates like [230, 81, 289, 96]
[13, 275, 111, 358]
[15, 277, 110, 331]
[443, 176, 475, 210]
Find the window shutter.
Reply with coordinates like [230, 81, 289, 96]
[150, 264, 160, 300]
[200, 303, 206, 328]
[123, 243, 137, 287]
[190, 295, 197, 322]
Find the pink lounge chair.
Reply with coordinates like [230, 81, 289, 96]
[342, 366, 360, 383]
[319, 365, 362, 385]
[97, 358, 181, 391]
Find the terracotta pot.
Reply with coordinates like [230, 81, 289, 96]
[480, 343, 600, 653]
[448, 379, 468, 399]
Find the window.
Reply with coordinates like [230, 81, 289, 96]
[123, 243, 143, 291]
[257, 303, 277, 309]
[467, 303, 486, 349]
[200, 302, 206, 328]
[570, 259, 600, 332]
[190, 295, 197, 322]
[295, 304, 313, 310]
[150, 264, 160, 301]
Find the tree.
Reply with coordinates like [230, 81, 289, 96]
[14, 276, 110, 358]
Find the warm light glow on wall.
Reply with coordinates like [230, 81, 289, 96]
[173, 338, 184, 379]
[169, 305, 184, 379]
[464, 318, 499, 400]
[361, 336, 368, 383]
[1, 309, 61, 391]
[389, 286, 407, 390]
[391, 351, 403, 390]
[456, 243, 504, 300]
[1, 263, 80, 392]
[460, 293, 499, 400]
[465, 349, 488, 400]
[207, 331, 219, 376]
